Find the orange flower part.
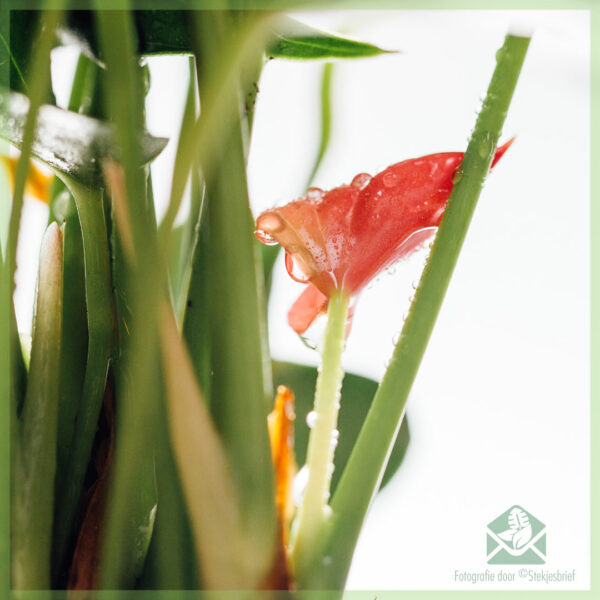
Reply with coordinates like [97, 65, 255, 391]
[1, 156, 52, 203]
[256, 140, 513, 335]
[267, 385, 298, 546]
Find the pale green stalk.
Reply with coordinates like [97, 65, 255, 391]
[291, 291, 349, 581]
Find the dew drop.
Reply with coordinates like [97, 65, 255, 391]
[351, 173, 372, 190]
[292, 465, 310, 507]
[306, 187, 324, 204]
[451, 168, 463, 185]
[331, 429, 339, 441]
[285, 253, 310, 283]
[254, 229, 278, 245]
[392, 332, 401, 345]
[306, 410, 318, 429]
[411, 280, 419, 290]
[329, 436, 338, 452]
[478, 132, 494, 160]
[382, 171, 398, 188]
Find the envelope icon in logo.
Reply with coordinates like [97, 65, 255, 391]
[487, 505, 546, 564]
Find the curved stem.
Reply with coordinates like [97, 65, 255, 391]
[291, 290, 349, 580]
[52, 178, 113, 576]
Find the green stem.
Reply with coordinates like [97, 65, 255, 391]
[291, 290, 349, 580]
[52, 178, 113, 576]
[313, 34, 530, 590]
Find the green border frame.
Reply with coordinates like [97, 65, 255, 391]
[0, 1, 595, 598]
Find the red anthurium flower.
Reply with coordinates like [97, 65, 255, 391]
[256, 140, 513, 335]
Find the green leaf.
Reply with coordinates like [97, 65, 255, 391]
[272, 361, 409, 495]
[0, 88, 168, 187]
[48, 186, 88, 561]
[13, 223, 63, 589]
[51, 178, 114, 581]
[160, 304, 253, 588]
[267, 18, 392, 61]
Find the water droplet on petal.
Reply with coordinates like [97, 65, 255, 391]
[351, 173, 372, 190]
[285, 252, 310, 283]
[257, 212, 283, 233]
[306, 187, 324, 204]
[382, 171, 398, 187]
[254, 229, 278, 245]
[306, 410, 317, 429]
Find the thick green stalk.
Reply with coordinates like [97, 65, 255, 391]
[12, 223, 63, 589]
[52, 178, 113, 576]
[306, 34, 530, 590]
[184, 11, 277, 586]
[291, 291, 349, 581]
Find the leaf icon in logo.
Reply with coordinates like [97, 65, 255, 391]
[499, 507, 533, 550]
[513, 524, 533, 549]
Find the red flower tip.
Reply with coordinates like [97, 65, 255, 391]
[257, 141, 512, 335]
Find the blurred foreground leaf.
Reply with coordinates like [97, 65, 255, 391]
[160, 303, 250, 589]
[0, 89, 167, 186]
[272, 361, 410, 494]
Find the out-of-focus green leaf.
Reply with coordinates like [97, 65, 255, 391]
[0, 89, 167, 186]
[160, 303, 250, 589]
[137, 420, 198, 590]
[6, 7, 61, 295]
[190, 11, 277, 586]
[6, 10, 55, 103]
[0, 215, 10, 596]
[267, 18, 391, 60]
[13, 223, 63, 590]
[272, 361, 409, 494]
[95, 8, 163, 589]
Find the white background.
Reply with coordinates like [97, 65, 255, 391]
[18, 8, 590, 591]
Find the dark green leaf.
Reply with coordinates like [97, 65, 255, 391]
[267, 19, 392, 60]
[272, 361, 410, 494]
[0, 89, 167, 186]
